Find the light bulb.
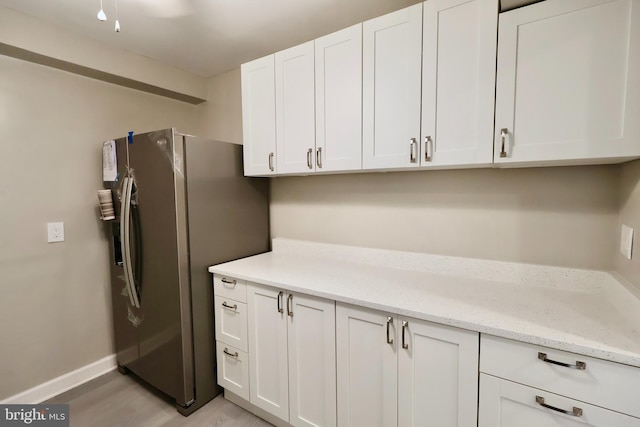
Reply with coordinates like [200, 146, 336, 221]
[97, 0, 107, 21]
[114, 0, 120, 32]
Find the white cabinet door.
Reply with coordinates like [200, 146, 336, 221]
[276, 41, 316, 174]
[241, 55, 277, 176]
[216, 343, 250, 401]
[398, 318, 479, 427]
[494, 0, 638, 165]
[421, 0, 497, 167]
[336, 303, 397, 427]
[315, 24, 363, 172]
[362, 4, 423, 170]
[247, 284, 289, 421]
[288, 294, 336, 427]
[479, 374, 640, 427]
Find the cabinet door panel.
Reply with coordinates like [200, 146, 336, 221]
[216, 343, 250, 401]
[479, 374, 640, 427]
[247, 284, 289, 421]
[495, 0, 632, 164]
[363, 4, 423, 170]
[288, 294, 336, 427]
[276, 41, 316, 174]
[422, 0, 497, 166]
[336, 303, 397, 427]
[398, 319, 479, 427]
[213, 295, 248, 352]
[241, 55, 276, 176]
[315, 24, 363, 172]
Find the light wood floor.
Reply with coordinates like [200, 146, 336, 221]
[45, 371, 272, 427]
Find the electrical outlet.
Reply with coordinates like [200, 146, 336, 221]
[620, 224, 633, 260]
[47, 222, 64, 243]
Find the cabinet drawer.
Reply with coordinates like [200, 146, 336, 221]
[213, 275, 247, 303]
[214, 295, 248, 352]
[479, 374, 640, 427]
[480, 335, 640, 418]
[216, 343, 250, 401]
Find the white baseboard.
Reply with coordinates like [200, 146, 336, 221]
[1, 354, 117, 404]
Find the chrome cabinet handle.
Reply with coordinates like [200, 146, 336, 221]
[307, 148, 313, 169]
[401, 320, 409, 349]
[223, 348, 239, 359]
[222, 301, 237, 311]
[221, 277, 237, 287]
[386, 316, 394, 344]
[538, 352, 586, 370]
[277, 291, 284, 314]
[409, 138, 418, 163]
[424, 136, 432, 162]
[500, 128, 508, 158]
[536, 396, 582, 417]
[316, 147, 323, 169]
[287, 294, 293, 317]
[268, 152, 275, 171]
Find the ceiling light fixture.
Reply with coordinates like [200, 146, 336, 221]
[97, 0, 107, 21]
[114, 0, 121, 32]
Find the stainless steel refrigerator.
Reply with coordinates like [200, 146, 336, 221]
[102, 128, 269, 415]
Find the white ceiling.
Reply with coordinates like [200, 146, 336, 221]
[0, 0, 422, 78]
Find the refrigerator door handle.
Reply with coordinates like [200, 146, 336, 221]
[120, 175, 140, 308]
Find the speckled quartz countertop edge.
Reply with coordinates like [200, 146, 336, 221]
[209, 240, 640, 369]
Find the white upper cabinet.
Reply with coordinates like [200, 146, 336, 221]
[421, 0, 498, 167]
[362, 4, 423, 170]
[275, 41, 316, 174]
[494, 0, 640, 165]
[241, 55, 277, 176]
[315, 24, 363, 172]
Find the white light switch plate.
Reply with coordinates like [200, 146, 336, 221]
[620, 224, 633, 260]
[47, 222, 64, 243]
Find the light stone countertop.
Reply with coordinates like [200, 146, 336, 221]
[209, 239, 640, 368]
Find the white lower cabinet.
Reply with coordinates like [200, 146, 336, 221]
[216, 344, 250, 401]
[247, 283, 337, 427]
[479, 374, 640, 427]
[336, 302, 479, 427]
[479, 335, 640, 426]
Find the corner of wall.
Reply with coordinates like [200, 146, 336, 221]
[614, 159, 640, 289]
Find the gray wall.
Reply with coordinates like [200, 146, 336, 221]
[616, 159, 640, 288]
[0, 55, 199, 400]
[270, 166, 620, 270]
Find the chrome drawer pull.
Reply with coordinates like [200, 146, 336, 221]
[307, 148, 313, 169]
[409, 138, 418, 163]
[222, 301, 237, 311]
[287, 294, 293, 317]
[223, 348, 239, 359]
[221, 277, 237, 287]
[424, 136, 432, 162]
[386, 316, 394, 344]
[538, 352, 586, 370]
[536, 396, 582, 417]
[268, 152, 275, 171]
[277, 291, 284, 313]
[500, 128, 508, 158]
[401, 320, 409, 349]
